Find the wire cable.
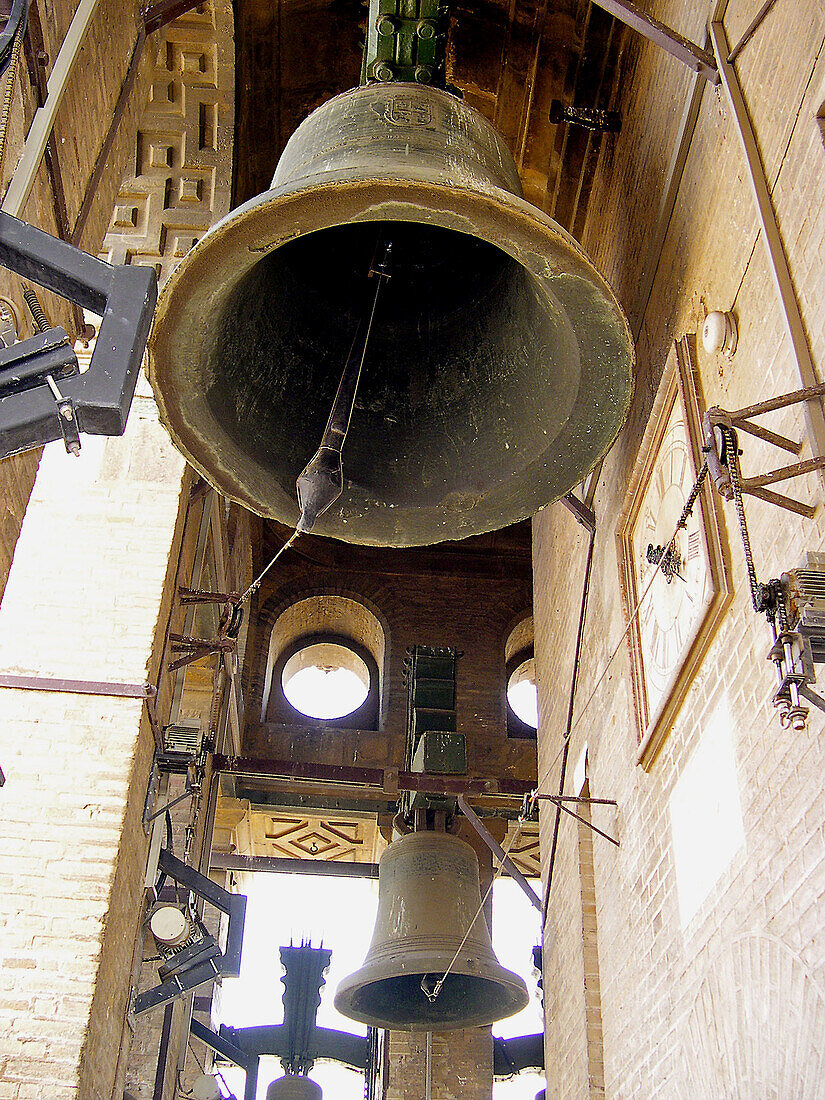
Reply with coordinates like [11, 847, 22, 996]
[421, 821, 523, 1003]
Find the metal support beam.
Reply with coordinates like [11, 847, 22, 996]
[591, 0, 718, 83]
[0, 672, 155, 697]
[3, 0, 103, 217]
[629, 64, 706, 339]
[211, 852, 380, 878]
[457, 794, 542, 911]
[213, 754, 534, 799]
[727, 0, 779, 63]
[710, 21, 825, 472]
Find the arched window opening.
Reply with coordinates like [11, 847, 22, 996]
[282, 637, 371, 720]
[505, 615, 537, 739]
[264, 596, 385, 729]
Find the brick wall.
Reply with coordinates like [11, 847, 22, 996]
[0, 0, 156, 596]
[246, 561, 536, 785]
[534, 0, 825, 1095]
[0, 391, 187, 1099]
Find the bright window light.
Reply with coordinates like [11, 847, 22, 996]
[507, 657, 538, 729]
[282, 641, 370, 720]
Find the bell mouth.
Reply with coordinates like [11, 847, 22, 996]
[335, 968, 530, 1032]
[150, 176, 633, 546]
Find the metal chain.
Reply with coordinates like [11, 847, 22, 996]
[721, 426, 762, 610]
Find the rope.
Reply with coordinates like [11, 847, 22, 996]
[237, 528, 299, 606]
[532, 459, 709, 799]
[421, 821, 523, 1003]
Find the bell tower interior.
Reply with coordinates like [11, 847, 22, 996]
[2, 1, 825, 1099]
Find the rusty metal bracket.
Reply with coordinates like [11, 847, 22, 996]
[457, 794, 542, 912]
[177, 586, 240, 604]
[528, 793, 619, 847]
[168, 591, 244, 672]
[590, 0, 718, 83]
[704, 385, 825, 518]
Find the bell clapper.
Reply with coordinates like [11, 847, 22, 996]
[295, 239, 393, 534]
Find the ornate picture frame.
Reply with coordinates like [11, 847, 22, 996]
[616, 334, 731, 770]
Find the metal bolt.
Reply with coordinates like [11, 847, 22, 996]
[416, 19, 436, 38]
[373, 61, 395, 82]
[414, 64, 433, 83]
[376, 15, 396, 36]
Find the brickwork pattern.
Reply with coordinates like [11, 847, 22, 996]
[100, 0, 234, 283]
[0, 397, 186, 1099]
[534, 1, 825, 1096]
[247, 565, 536, 784]
[0, 0, 157, 600]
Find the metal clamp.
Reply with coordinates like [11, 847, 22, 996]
[0, 212, 157, 458]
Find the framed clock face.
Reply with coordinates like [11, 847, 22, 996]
[617, 336, 731, 770]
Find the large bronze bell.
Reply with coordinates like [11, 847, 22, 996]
[334, 830, 529, 1031]
[149, 82, 633, 547]
[266, 1076, 322, 1099]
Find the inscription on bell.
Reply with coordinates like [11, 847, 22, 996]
[384, 95, 434, 127]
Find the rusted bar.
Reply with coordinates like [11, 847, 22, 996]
[0, 673, 156, 697]
[740, 456, 825, 490]
[731, 418, 801, 455]
[71, 27, 146, 245]
[741, 485, 816, 519]
[561, 492, 596, 533]
[707, 382, 825, 425]
[532, 795, 616, 805]
[727, 0, 779, 63]
[212, 755, 534, 797]
[710, 22, 825, 469]
[542, 796, 619, 847]
[457, 794, 542, 912]
[591, 0, 718, 83]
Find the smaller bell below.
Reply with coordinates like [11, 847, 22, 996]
[266, 1075, 323, 1099]
[334, 830, 529, 1032]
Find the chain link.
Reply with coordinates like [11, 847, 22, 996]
[721, 426, 762, 611]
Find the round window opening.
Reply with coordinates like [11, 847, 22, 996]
[282, 641, 371, 720]
[507, 656, 538, 729]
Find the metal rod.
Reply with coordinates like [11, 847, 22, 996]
[740, 455, 825, 490]
[798, 683, 825, 715]
[629, 63, 706, 339]
[425, 1031, 432, 1100]
[212, 755, 534, 798]
[457, 795, 542, 912]
[548, 799, 620, 847]
[727, 0, 780, 63]
[731, 418, 801, 455]
[211, 853, 380, 878]
[741, 484, 816, 518]
[145, 787, 193, 823]
[152, 1003, 174, 1100]
[3, 0, 103, 217]
[709, 382, 825, 424]
[543, 523, 595, 925]
[590, 0, 718, 83]
[532, 795, 617, 805]
[71, 27, 146, 245]
[561, 492, 596, 533]
[0, 672, 155, 697]
[710, 21, 825, 472]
